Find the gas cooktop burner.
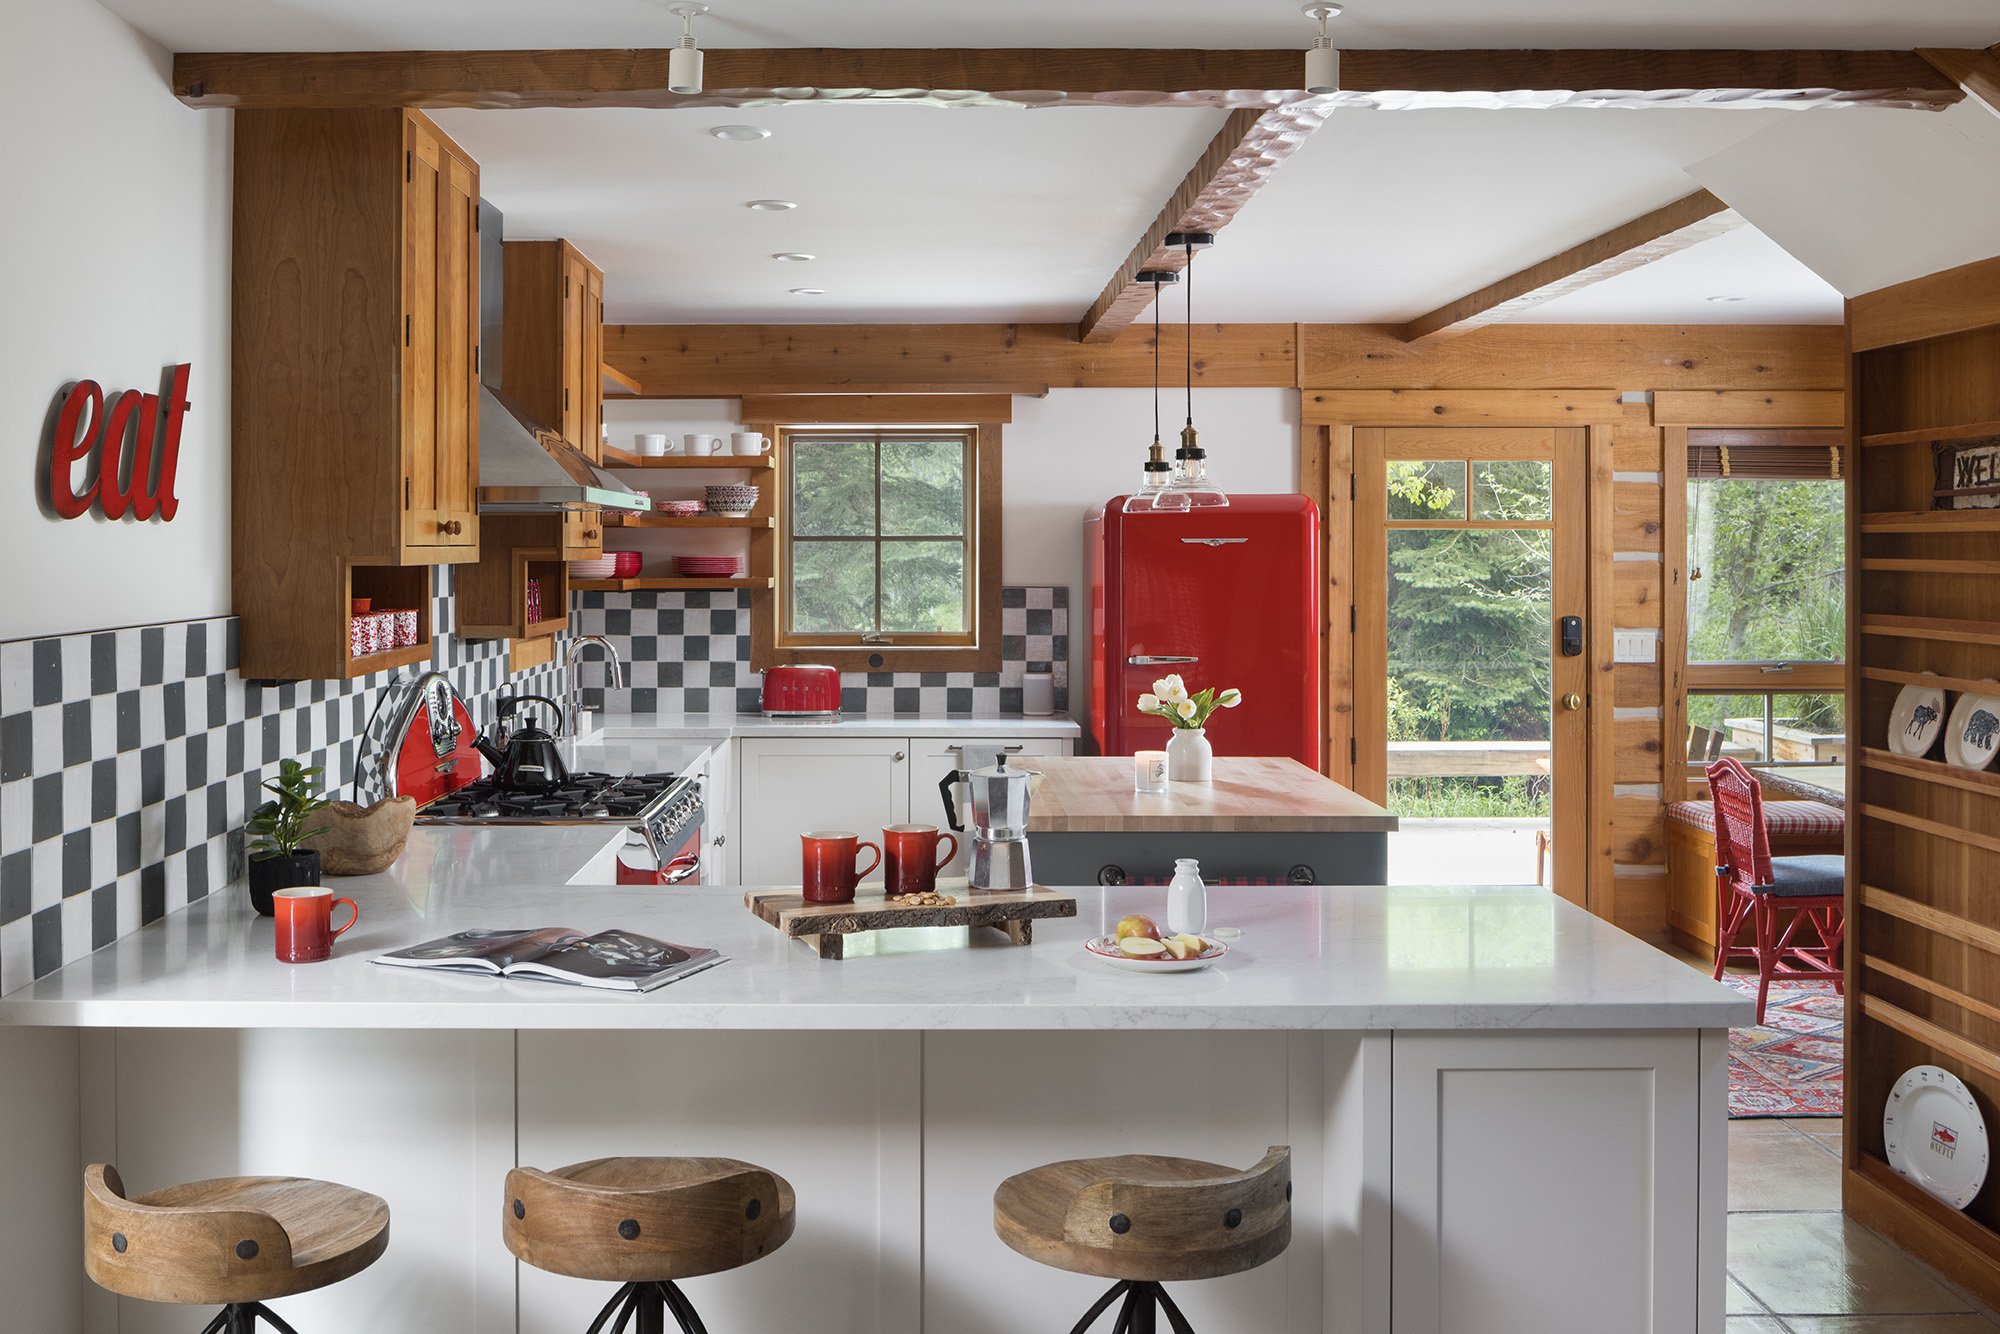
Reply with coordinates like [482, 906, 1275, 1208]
[419, 772, 682, 823]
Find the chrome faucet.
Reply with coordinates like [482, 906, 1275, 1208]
[564, 635, 625, 737]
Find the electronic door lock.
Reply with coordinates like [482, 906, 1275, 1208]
[1560, 615, 1583, 657]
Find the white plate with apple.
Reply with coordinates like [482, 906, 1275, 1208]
[1085, 918, 1227, 973]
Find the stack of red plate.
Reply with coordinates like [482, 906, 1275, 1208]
[674, 555, 743, 578]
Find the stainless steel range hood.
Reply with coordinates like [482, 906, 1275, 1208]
[478, 385, 648, 514]
[475, 197, 646, 515]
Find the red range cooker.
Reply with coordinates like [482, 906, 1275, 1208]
[359, 674, 705, 885]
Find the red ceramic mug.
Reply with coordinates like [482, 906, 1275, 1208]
[801, 831, 881, 904]
[883, 824, 959, 896]
[273, 888, 359, 964]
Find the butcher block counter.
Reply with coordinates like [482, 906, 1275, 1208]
[1023, 755, 1398, 885]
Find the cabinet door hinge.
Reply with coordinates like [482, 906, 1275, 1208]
[404, 477, 411, 509]
[564, 387, 570, 410]
[473, 208, 480, 233]
[405, 150, 412, 182]
[405, 313, 412, 347]
[1349, 737, 1358, 765]
[473, 345, 480, 374]
[1349, 605, 1357, 633]
[1349, 473, 1357, 500]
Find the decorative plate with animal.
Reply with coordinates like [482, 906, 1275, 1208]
[1887, 681, 1947, 759]
[1944, 687, 2000, 771]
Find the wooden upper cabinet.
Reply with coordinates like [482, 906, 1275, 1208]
[232, 108, 482, 678]
[503, 238, 608, 559]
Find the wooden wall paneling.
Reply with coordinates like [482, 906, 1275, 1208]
[1613, 481, 1664, 549]
[1662, 427, 1690, 802]
[1299, 419, 1355, 783]
[1300, 325, 1848, 392]
[1612, 414, 1666, 472]
[1351, 428, 1387, 804]
[1651, 389, 1847, 428]
[1402, 191, 1744, 343]
[1303, 388, 1627, 426]
[1587, 424, 1619, 920]
[172, 47, 1962, 111]
[1614, 719, 1667, 785]
[1613, 563, 1667, 628]
[1850, 254, 2000, 354]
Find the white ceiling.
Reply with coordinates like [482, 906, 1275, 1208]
[100, 0, 1993, 326]
[435, 104, 1226, 324]
[93, 0, 2000, 52]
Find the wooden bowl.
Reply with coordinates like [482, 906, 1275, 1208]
[303, 796, 416, 876]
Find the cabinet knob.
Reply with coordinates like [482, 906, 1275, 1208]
[892, 751, 906, 762]
[440, 519, 464, 536]
[583, 529, 599, 541]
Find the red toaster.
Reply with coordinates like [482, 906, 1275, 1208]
[760, 665, 841, 716]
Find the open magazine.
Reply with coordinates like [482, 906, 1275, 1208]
[372, 928, 725, 993]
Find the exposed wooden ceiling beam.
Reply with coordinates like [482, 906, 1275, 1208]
[173, 47, 1960, 111]
[1078, 104, 1323, 344]
[1400, 190, 1746, 343]
[1919, 47, 2000, 119]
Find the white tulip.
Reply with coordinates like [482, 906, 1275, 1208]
[1218, 688, 1243, 708]
[1138, 693, 1161, 712]
[1176, 699, 1198, 721]
[1155, 674, 1189, 702]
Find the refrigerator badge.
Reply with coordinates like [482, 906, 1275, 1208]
[45, 363, 192, 522]
[1932, 1122, 1961, 1159]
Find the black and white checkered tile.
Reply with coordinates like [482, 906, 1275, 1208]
[572, 585, 1069, 717]
[0, 566, 571, 993]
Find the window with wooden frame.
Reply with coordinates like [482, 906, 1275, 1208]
[1681, 428, 1847, 779]
[749, 399, 1005, 673]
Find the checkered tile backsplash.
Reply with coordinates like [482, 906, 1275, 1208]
[0, 566, 570, 994]
[573, 585, 1069, 717]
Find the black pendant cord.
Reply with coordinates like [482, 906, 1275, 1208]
[1184, 236, 1196, 436]
[1153, 285, 1163, 448]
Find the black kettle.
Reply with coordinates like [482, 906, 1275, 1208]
[474, 695, 570, 790]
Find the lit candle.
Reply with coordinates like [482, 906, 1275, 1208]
[1134, 751, 1169, 794]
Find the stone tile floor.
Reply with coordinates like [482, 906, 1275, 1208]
[1727, 1117, 2000, 1331]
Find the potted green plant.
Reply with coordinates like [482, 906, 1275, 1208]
[245, 759, 333, 916]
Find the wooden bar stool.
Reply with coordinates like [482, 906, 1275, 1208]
[504, 1156, 796, 1334]
[994, 1146, 1291, 1334]
[83, 1163, 390, 1334]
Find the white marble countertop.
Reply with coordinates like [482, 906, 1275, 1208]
[0, 814, 1749, 1030]
[590, 712, 1082, 741]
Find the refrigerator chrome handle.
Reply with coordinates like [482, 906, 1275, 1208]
[1180, 537, 1248, 546]
[1128, 655, 1201, 665]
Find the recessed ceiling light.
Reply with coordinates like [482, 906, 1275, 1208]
[747, 199, 797, 211]
[710, 125, 771, 141]
[790, 287, 826, 296]
[1706, 294, 1747, 303]
[772, 252, 816, 262]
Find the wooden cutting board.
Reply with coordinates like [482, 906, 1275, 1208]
[744, 887, 1078, 960]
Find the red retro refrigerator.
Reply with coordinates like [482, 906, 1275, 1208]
[1087, 494, 1322, 768]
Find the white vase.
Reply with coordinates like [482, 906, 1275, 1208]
[1166, 727, 1213, 782]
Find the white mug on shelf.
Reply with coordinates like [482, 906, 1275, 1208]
[635, 432, 669, 457]
[731, 431, 769, 456]
[685, 434, 722, 455]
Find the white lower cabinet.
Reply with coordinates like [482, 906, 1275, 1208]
[909, 738, 1070, 877]
[1389, 1030, 1709, 1334]
[736, 737, 912, 887]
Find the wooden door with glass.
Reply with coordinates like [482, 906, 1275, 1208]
[1355, 428, 1589, 901]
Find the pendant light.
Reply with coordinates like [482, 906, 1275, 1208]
[1303, 3, 1343, 96]
[1163, 231, 1228, 509]
[1121, 270, 1189, 514]
[668, 4, 708, 95]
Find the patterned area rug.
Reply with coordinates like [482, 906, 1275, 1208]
[1726, 973, 1844, 1118]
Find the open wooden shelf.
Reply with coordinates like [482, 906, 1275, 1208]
[1860, 746, 2000, 798]
[609, 513, 774, 529]
[1860, 557, 2000, 575]
[1860, 614, 2000, 646]
[602, 362, 642, 397]
[1860, 509, 2000, 534]
[601, 451, 776, 471]
[1862, 663, 2000, 698]
[343, 641, 433, 679]
[572, 576, 772, 592]
[1862, 419, 2000, 448]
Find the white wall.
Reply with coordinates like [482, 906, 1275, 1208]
[0, 0, 232, 641]
[606, 388, 1303, 715]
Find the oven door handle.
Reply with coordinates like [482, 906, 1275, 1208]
[660, 853, 701, 886]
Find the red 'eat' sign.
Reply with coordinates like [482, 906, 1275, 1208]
[48, 363, 191, 522]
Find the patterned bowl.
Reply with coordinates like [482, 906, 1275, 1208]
[705, 484, 760, 515]
[659, 498, 706, 517]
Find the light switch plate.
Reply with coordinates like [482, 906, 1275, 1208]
[1613, 631, 1658, 664]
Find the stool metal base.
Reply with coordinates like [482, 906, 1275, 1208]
[194, 1304, 303, 1334]
[584, 1280, 711, 1334]
[1069, 1280, 1197, 1334]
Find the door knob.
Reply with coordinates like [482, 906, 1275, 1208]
[1561, 692, 1583, 711]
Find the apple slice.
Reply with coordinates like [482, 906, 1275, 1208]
[1172, 933, 1209, 956]
[1118, 936, 1170, 959]
[1162, 937, 1194, 960]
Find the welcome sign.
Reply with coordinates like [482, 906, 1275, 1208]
[1933, 435, 2000, 511]
[46, 363, 191, 521]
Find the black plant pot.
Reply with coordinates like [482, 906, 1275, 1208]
[248, 851, 321, 917]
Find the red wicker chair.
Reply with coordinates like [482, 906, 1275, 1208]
[1707, 757, 1845, 1025]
